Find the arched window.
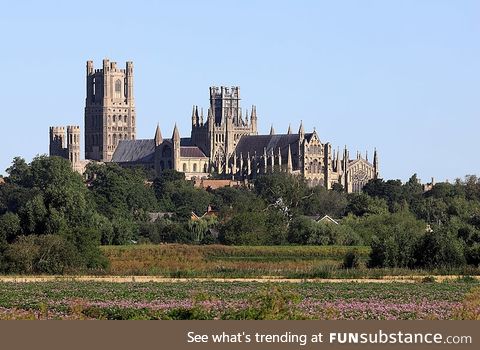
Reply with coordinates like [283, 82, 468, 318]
[183, 163, 187, 172]
[115, 79, 122, 98]
[160, 161, 164, 170]
[203, 164, 208, 173]
[167, 161, 172, 169]
[113, 134, 117, 145]
[193, 163, 197, 172]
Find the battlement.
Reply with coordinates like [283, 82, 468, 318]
[50, 126, 66, 134]
[210, 86, 240, 99]
[67, 125, 81, 132]
[88, 59, 132, 75]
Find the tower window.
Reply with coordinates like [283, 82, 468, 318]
[115, 79, 122, 98]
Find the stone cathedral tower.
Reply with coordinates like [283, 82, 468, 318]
[84, 59, 136, 162]
[190, 86, 258, 173]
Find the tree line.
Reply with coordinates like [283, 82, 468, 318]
[0, 155, 479, 273]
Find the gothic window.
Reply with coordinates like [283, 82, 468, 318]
[113, 134, 117, 145]
[167, 161, 172, 169]
[124, 115, 127, 123]
[113, 115, 116, 122]
[160, 161, 164, 170]
[115, 79, 122, 98]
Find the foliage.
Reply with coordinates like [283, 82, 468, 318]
[342, 249, 360, 269]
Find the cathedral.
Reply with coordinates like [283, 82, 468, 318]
[49, 59, 379, 193]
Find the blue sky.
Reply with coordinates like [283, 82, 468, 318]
[0, 0, 478, 182]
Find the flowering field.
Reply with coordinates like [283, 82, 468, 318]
[0, 280, 478, 320]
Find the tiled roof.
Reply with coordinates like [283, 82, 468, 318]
[180, 146, 207, 158]
[111, 139, 155, 163]
[235, 133, 302, 158]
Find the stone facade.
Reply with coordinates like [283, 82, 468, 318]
[85, 59, 136, 162]
[49, 125, 89, 173]
[48, 59, 379, 193]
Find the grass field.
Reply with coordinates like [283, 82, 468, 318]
[0, 279, 478, 320]
[101, 244, 480, 278]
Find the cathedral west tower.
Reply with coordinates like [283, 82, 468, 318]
[85, 59, 136, 161]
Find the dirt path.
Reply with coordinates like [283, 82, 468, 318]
[0, 275, 477, 283]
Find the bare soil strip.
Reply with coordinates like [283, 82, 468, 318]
[0, 275, 478, 283]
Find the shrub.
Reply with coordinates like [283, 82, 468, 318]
[3, 235, 78, 274]
[465, 243, 480, 267]
[415, 228, 466, 268]
[342, 249, 360, 269]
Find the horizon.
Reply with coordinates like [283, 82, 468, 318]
[0, 0, 479, 183]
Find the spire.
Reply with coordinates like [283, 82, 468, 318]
[172, 123, 180, 142]
[287, 144, 293, 173]
[299, 120, 304, 136]
[191, 105, 196, 126]
[270, 124, 275, 135]
[239, 152, 244, 177]
[287, 124, 292, 134]
[278, 147, 282, 170]
[251, 105, 257, 119]
[263, 147, 267, 173]
[200, 108, 204, 125]
[154, 123, 163, 146]
[270, 148, 275, 172]
[336, 147, 340, 172]
[365, 150, 368, 162]
[373, 148, 379, 177]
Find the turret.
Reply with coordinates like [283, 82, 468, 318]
[270, 124, 275, 135]
[270, 148, 275, 172]
[298, 120, 305, 143]
[373, 148, 379, 178]
[172, 124, 181, 171]
[49, 126, 66, 157]
[278, 147, 282, 171]
[66, 125, 81, 165]
[154, 123, 163, 146]
[250, 105, 257, 133]
[263, 147, 267, 173]
[336, 147, 341, 172]
[191, 105, 196, 126]
[126, 61, 134, 102]
[287, 144, 293, 173]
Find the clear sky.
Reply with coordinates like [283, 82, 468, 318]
[0, 0, 478, 182]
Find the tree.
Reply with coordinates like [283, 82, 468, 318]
[254, 173, 310, 214]
[415, 227, 466, 268]
[0, 212, 21, 243]
[366, 212, 426, 268]
[219, 211, 268, 245]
